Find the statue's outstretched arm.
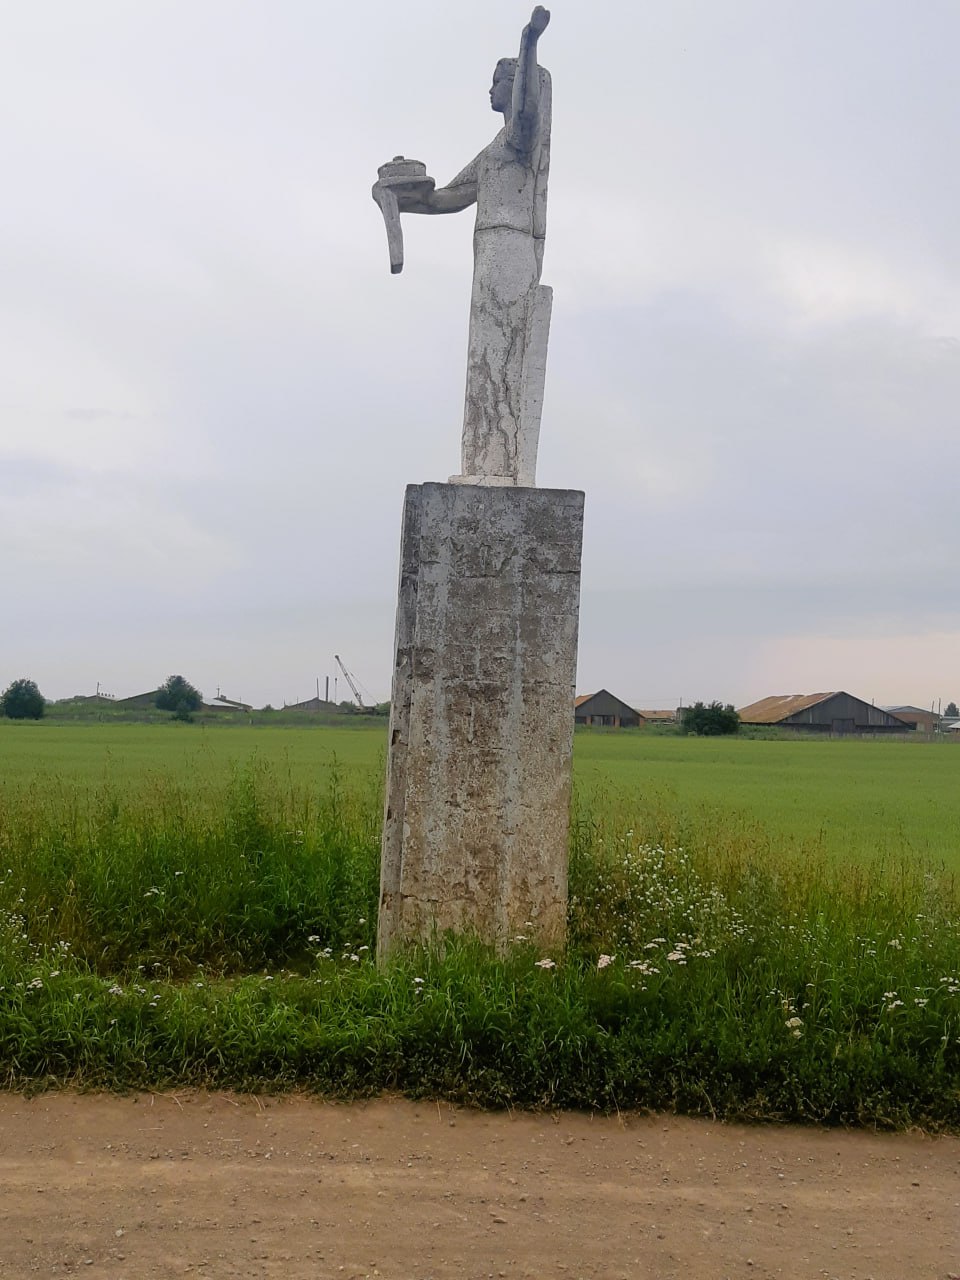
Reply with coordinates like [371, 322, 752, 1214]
[372, 151, 479, 272]
[507, 6, 550, 154]
[396, 153, 480, 215]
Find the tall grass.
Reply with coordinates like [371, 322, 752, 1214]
[0, 762, 958, 1127]
[0, 761, 380, 973]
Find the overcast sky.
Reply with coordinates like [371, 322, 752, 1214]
[2, 1, 958, 710]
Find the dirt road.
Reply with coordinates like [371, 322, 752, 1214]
[0, 1092, 957, 1279]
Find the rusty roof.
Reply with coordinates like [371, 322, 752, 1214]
[737, 692, 837, 724]
[574, 694, 594, 707]
[637, 709, 676, 720]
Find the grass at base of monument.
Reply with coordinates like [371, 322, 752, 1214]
[1, 766, 959, 1129]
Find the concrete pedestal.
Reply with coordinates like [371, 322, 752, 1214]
[378, 482, 584, 958]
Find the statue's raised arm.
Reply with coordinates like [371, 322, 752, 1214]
[507, 7, 550, 155]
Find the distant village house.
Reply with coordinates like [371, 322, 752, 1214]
[574, 690, 641, 728]
[282, 697, 338, 712]
[881, 706, 939, 734]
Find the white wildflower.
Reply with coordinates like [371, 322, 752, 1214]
[597, 954, 615, 970]
[534, 958, 556, 970]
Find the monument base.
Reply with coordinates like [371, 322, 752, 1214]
[378, 482, 585, 959]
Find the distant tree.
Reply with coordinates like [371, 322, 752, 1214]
[0, 677, 46, 720]
[945, 701, 958, 718]
[155, 674, 202, 722]
[680, 700, 740, 736]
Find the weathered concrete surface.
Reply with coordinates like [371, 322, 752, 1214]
[379, 481, 583, 957]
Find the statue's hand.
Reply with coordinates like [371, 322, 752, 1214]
[528, 6, 550, 36]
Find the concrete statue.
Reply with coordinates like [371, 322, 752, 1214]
[373, 7, 552, 487]
[373, 9, 583, 960]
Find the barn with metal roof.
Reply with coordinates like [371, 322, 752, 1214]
[737, 692, 912, 735]
[575, 690, 641, 728]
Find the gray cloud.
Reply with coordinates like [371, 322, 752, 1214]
[1, 1, 958, 708]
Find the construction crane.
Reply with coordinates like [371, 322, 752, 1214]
[334, 655, 372, 712]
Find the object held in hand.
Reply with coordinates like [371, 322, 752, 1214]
[371, 157, 435, 274]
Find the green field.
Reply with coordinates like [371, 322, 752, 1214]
[2, 719, 958, 1122]
[3, 720, 958, 868]
[572, 731, 960, 869]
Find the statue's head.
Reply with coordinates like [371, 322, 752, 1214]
[489, 58, 517, 113]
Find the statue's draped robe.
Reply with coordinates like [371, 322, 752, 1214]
[455, 70, 552, 486]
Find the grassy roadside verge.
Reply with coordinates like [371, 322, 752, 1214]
[1, 764, 958, 1128]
